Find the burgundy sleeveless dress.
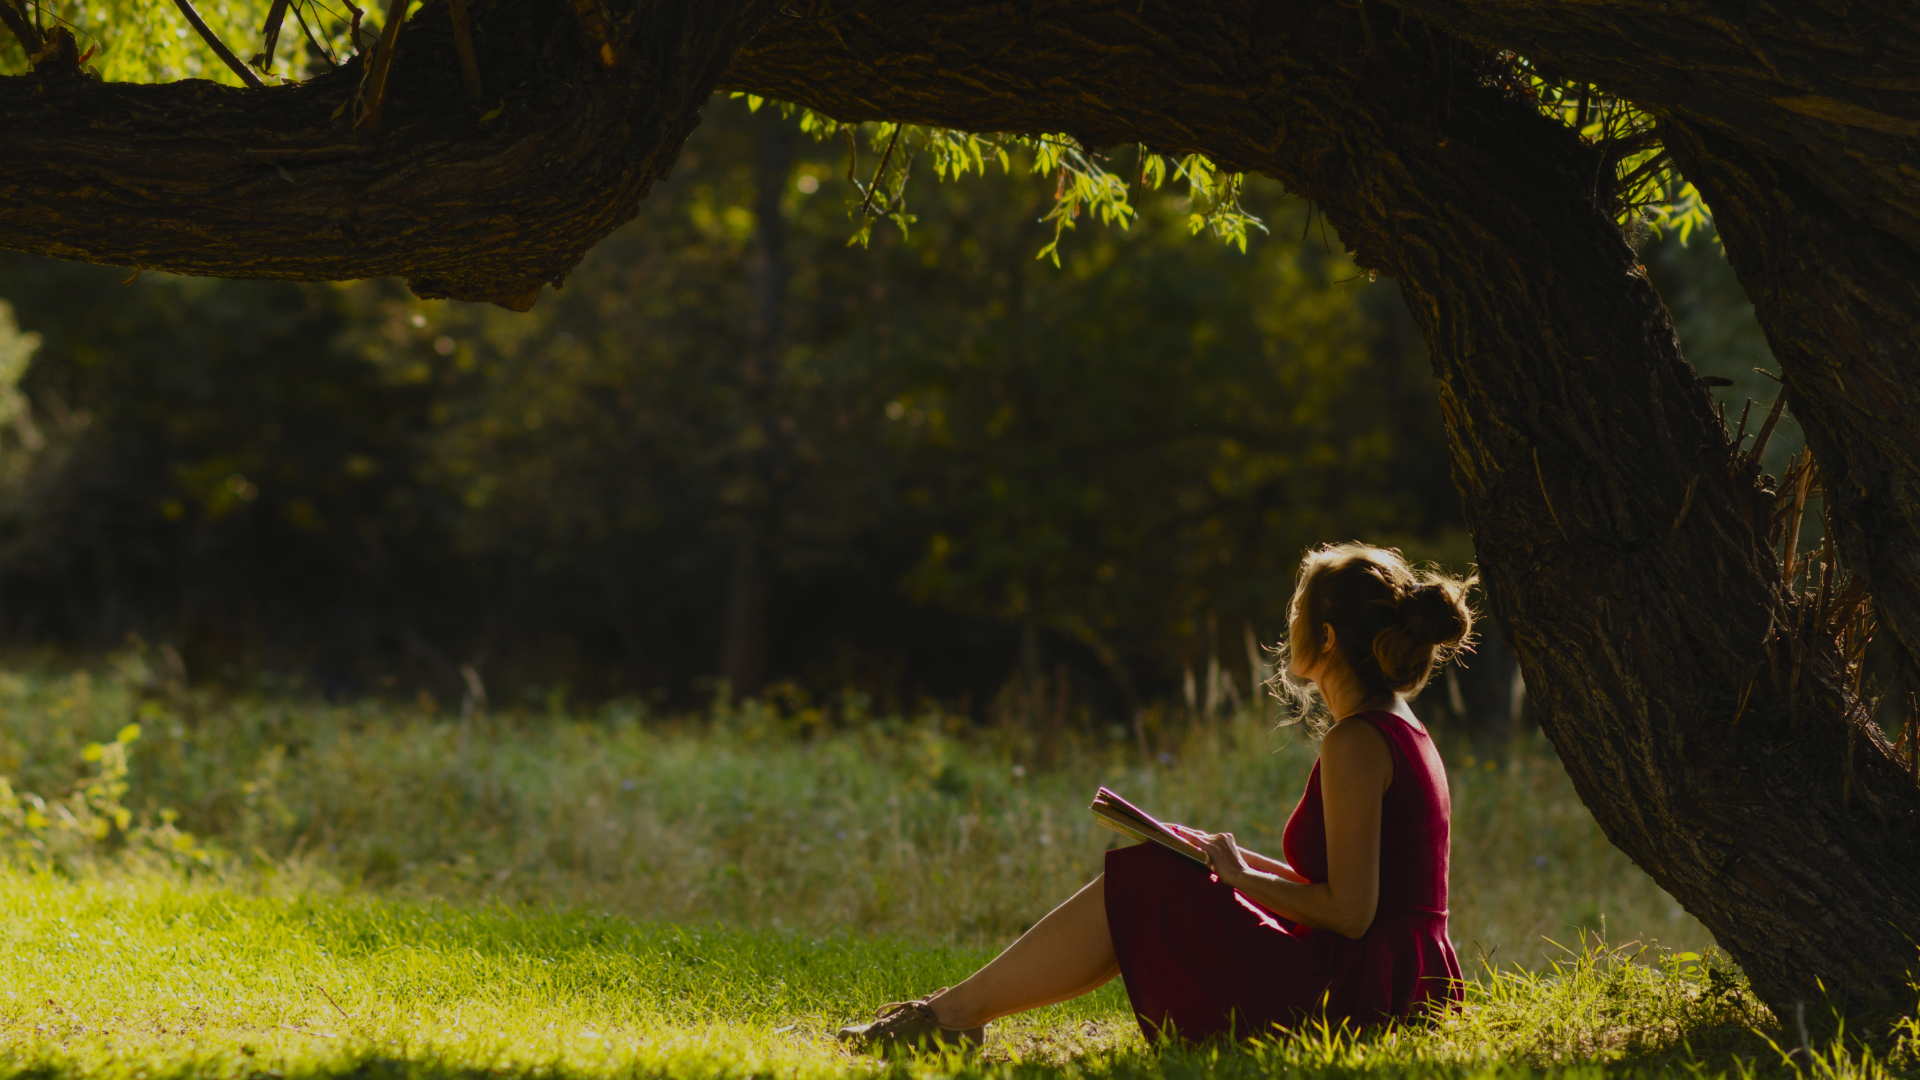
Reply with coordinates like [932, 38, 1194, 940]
[1103, 711, 1463, 1041]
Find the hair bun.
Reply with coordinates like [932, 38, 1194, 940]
[1400, 581, 1470, 650]
[1372, 575, 1475, 688]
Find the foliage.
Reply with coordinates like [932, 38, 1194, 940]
[0, 264, 439, 680]
[1508, 61, 1714, 244]
[0, 0, 378, 83]
[740, 98, 1269, 262]
[0, 0, 1703, 264]
[0, 714, 210, 869]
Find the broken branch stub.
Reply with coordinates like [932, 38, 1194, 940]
[446, 0, 483, 100]
[354, 0, 409, 131]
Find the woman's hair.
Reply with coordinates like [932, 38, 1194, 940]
[1273, 542, 1476, 717]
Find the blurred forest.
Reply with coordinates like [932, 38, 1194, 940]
[0, 97, 1792, 734]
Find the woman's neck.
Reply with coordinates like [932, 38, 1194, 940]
[1319, 671, 1397, 722]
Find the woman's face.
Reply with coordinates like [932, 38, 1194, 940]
[1287, 607, 1334, 684]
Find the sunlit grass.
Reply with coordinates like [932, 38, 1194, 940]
[0, 870, 1910, 1080]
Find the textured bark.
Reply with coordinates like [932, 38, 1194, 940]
[1386, 0, 1920, 722]
[1381, 0, 1920, 253]
[0, 0, 779, 305]
[1661, 121, 1920, 706]
[722, 1, 1920, 1014]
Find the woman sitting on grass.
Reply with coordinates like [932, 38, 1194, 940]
[838, 542, 1475, 1048]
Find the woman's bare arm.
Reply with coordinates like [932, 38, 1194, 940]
[1193, 718, 1393, 939]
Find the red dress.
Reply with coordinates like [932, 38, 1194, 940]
[1103, 711, 1463, 1041]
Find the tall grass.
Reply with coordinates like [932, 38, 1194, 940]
[0, 656, 1707, 969]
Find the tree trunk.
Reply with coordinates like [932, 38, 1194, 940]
[717, 106, 792, 697]
[719, 528, 770, 696]
[1661, 119, 1920, 706]
[722, 0, 1920, 1015]
[1386, 0, 1920, 710]
[0, 0, 781, 305]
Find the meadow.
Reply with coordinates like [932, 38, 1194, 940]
[0, 655, 1914, 1080]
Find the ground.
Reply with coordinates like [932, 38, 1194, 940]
[0, 663, 1914, 1079]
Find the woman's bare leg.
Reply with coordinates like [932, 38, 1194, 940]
[927, 873, 1120, 1028]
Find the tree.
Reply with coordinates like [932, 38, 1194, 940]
[4, 0, 1918, 1017]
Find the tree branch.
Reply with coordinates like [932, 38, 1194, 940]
[1385, 0, 1920, 255]
[0, 0, 41, 55]
[169, 0, 267, 89]
[0, 0, 784, 305]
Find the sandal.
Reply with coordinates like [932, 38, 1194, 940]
[835, 990, 984, 1051]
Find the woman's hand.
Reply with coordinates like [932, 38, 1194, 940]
[1168, 823, 1209, 852]
[1198, 830, 1256, 887]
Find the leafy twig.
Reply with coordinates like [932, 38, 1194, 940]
[289, 0, 336, 69]
[857, 125, 901, 217]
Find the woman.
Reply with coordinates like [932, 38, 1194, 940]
[837, 542, 1474, 1048]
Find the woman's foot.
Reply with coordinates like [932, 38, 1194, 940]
[835, 990, 984, 1052]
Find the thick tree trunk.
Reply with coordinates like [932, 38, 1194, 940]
[1386, 0, 1920, 718]
[723, 0, 1920, 1015]
[1660, 120, 1920, 704]
[0, 0, 780, 305]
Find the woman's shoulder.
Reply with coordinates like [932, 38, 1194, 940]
[1318, 714, 1395, 794]
[1321, 712, 1396, 759]
[1340, 708, 1428, 739]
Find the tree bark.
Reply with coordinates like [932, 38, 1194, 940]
[722, 0, 1920, 1015]
[1383, 0, 1920, 721]
[1380, 0, 1920, 253]
[0, 0, 780, 306]
[1660, 120, 1920, 707]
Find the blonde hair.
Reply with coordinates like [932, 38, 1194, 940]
[1272, 542, 1476, 719]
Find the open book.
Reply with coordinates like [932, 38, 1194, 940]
[1089, 786, 1209, 867]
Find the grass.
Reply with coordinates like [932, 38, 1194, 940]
[2, 659, 1704, 968]
[1, 870, 1910, 1080]
[0, 656, 1916, 1079]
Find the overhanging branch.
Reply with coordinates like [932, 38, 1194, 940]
[0, 0, 782, 306]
